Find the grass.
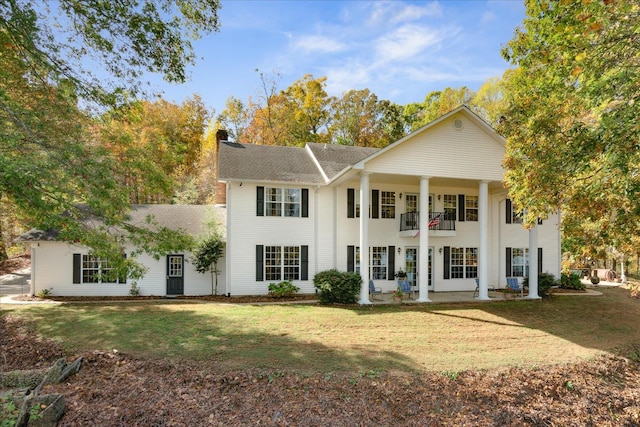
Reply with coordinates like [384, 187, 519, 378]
[3, 286, 640, 374]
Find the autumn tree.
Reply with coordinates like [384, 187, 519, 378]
[0, 0, 220, 275]
[283, 74, 331, 144]
[216, 96, 250, 143]
[329, 89, 405, 147]
[500, 0, 640, 260]
[405, 87, 474, 132]
[470, 76, 509, 127]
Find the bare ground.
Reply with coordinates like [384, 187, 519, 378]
[2, 257, 640, 425]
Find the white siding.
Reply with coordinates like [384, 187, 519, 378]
[31, 242, 222, 297]
[364, 114, 505, 182]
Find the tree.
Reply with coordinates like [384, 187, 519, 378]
[283, 74, 331, 144]
[216, 96, 250, 143]
[0, 0, 220, 275]
[470, 76, 508, 127]
[405, 87, 474, 131]
[329, 89, 405, 147]
[499, 0, 640, 259]
[191, 233, 225, 295]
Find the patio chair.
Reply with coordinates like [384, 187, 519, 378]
[369, 280, 383, 301]
[473, 278, 479, 297]
[397, 280, 415, 300]
[506, 277, 524, 298]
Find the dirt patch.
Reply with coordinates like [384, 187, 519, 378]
[2, 314, 640, 426]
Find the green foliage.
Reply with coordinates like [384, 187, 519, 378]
[191, 233, 225, 295]
[35, 288, 51, 298]
[129, 282, 141, 296]
[561, 273, 585, 291]
[268, 281, 300, 298]
[313, 269, 361, 304]
[500, 0, 640, 260]
[523, 273, 557, 298]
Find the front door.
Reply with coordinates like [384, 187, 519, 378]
[405, 247, 434, 290]
[167, 255, 184, 295]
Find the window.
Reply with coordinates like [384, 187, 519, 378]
[380, 191, 395, 219]
[257, 187, 308, 218]
[347, 246, 390, 280]
[465, 196, 478, 222]
[80, 254, 115, 284]
[506, 199, 523, 224]
[371, 246, 388, 280]
[445, 247, 478, 279]
[265, 246, 301, 281]
[256, 245, 308, 281]
[443, 194, 457, 220]
[511, 248, 529, 277]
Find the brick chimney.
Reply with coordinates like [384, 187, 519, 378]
[214, 129, 228, 205]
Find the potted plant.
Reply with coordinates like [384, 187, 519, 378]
[590, 275, 600, 285]
[391, 287, 403, 302]
[395, 269, 407, 279]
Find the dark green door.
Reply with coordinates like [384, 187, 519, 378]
[167, 255, 184, 295]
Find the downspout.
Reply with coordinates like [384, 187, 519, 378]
[314, 186, 319, 279]
[225, 181, 232, 297]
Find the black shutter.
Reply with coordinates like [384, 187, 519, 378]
[257, 186, 264, 216]
[505, 199, 512, 224]
[537, 217, 543, 225]
[458, 194, 465, 222]
[118, 253, 127, 284]
[301, 188, 309, 218]
[301, 246, 308, 280]
[347, 188, 355, 218]
[73, 253, 81, 284]
[387, 246, 395, 280]
[347, 246, 355, 272]
[256, 245, 264, 281]
[371, 190, 379, 219]
[506, 247, 512, 277]
[443, 246, 450, 280]
[538, 247, 543, 274]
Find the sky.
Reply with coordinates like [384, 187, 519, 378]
[151, 0, 526, 118]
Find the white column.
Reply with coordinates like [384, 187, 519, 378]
[477, 181, 490, 300]
[358, 172, 371, 304]
[527, 224, 540, 299]
[417, 176, 431, 302]
[620, 256, 627, 284]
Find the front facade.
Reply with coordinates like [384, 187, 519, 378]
[220, 106, 560, 302]
[23, 107, 560, 300]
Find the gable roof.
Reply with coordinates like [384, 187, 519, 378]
[305, 143, 378, 180]
[218, 142, 326, 185]
[18, 204, 224, 242]
[218, 141, 379, 184]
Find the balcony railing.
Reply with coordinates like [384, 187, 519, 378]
[399, 211, 456, 232]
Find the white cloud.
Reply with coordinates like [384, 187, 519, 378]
[373, 24, 449, 64]
[481, 11, 497, 25]
[290, 34, 346, 54]
[368, 1, 443, 26]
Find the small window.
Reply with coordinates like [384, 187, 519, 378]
[443, 194, 457, 220]
[511, 248, 529, 277]
[465, 196, 478, 222]
[380, 191, 395, 219]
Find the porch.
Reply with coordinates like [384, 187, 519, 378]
[369, 290, 514, 304]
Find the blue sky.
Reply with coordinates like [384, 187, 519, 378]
[153, 0, 526, 118]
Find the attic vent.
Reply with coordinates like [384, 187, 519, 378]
[452, 118, 464, 130]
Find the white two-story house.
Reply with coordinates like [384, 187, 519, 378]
[219, 106, 560, 302]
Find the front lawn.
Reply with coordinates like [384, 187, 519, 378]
[3, 286, 640, 373]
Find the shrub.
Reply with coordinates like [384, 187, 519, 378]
[35, 288, 52, 298]
[129, 282, 141, 296]
[268, 281, 300, 298]
[313, 269, 361, 304]
[522, 272, 557, 298]
[560, 272, 585, 290]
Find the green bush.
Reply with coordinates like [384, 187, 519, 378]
[268, 281, 300, 298]
[560, 272, 585, 290]
[523, 272, 557, 298]
[35, 288, 52, 298]
[313, 269, 361, 304]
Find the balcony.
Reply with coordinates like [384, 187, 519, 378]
[399, 211, 456, 237]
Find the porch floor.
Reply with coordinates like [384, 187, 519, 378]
[369, 290, 522, 304]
